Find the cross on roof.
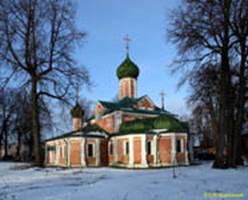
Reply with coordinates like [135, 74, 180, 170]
[124, 34, 131, 54]
[160, 91, 166, 97]
[160, 90, 166, 110]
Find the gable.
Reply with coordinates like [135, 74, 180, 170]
[136, 95, 155, 110]
[94, 96, 161, 118]
[95, 102, 106, 115]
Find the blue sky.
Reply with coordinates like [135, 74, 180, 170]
[73, 0, 189, 116]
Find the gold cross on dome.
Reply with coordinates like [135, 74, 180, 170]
[124, 34, 131, 54]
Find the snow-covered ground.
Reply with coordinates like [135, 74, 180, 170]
[0, 162, 247, 200]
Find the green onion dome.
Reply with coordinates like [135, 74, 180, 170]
[116, 54, 139, 80]
[70, 102, 84, 118]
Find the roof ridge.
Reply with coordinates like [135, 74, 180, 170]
[99, 95, 149, 104]
[99, 100, 115, 104]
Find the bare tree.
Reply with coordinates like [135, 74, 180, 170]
[0, 89, 16, 159]
[230, 0, 248, 166]
[79, 98, 94, 121]
[168, 0, 248, 168]
[188, 65, 221, 152]
[0, 88, 53, 161]
[0, 0, 90, 166]
[13, 90, 52, 161]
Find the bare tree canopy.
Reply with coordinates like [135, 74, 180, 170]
[0, 0, 90, 165]
[168, 0, 248, 168]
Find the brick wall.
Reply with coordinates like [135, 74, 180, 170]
[134, 137, 141, 164]
[70, 140, 81, 166]
[119, 78, 136, 99]
[137, 97, 154, 110]
[58, 141, 66, 165]
[72, 118, 81, 131]
[95, 114, 115, 133]
[100, 139, 108, 166]
[117, 138, 129, 164]
[85, 139, 96, 166]
[158, 136, 172, 164]
[176, 135, 186, 164]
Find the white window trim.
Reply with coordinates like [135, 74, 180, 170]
[123, 141, 129, 155]
[177, 139, 184, 153]
[180, 139, 184, 152]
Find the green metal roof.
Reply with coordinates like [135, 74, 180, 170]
[98, 96, 173, 117]
[45, 124, 109, 142]
[119, 115, 188, 134]
[99, 96, 140, 110]
[109, 131, 186, 137]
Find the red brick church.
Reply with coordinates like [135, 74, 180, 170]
[45, 37, 189, 168]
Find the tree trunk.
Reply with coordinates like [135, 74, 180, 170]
[233, 42, 246, 166]
[0, 124, 4, 158]
[0, 120, 7, 159]
[213, 0, 233, 169]
[28, 137, 33, 161]
[3, 120, 8, 158]
[31, 78, 41, 166]
[0, 132, 2, 158]
[213, 54, 231, 168]
[209, 108, 219, 154]
[16, 130, 22, 161]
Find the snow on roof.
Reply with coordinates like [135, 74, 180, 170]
[73, 131, 108, 138]
[149, 129, 168, 134]
[45, 124, 108, 142]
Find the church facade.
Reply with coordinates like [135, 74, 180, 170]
[45, 44, 189, 168]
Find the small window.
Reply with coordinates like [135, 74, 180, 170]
[109, 142, 113, 155]
[147, 141, 152, 155]
[47, 146, 56, 151]
[124, 141, 129, 155]
[87, 143, 94, 157]
[176, 139, 183, 153]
